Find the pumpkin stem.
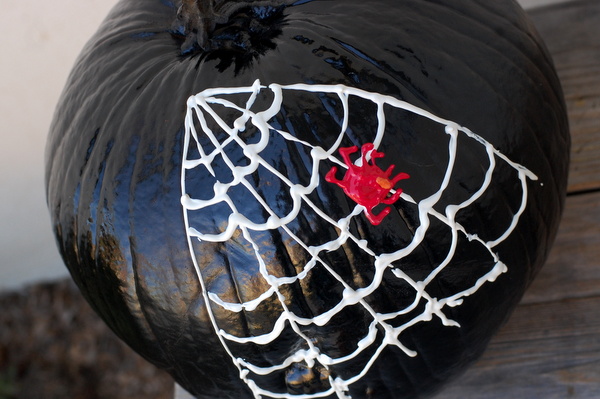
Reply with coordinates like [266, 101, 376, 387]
[175, 0, 296, 52]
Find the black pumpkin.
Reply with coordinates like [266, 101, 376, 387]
[45, 0, 569, 398]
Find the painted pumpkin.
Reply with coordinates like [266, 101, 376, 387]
[45, 0, 569, 398]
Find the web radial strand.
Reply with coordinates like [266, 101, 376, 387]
[180, 80, 538, 399]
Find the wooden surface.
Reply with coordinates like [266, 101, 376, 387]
[433, 1, 600, 398]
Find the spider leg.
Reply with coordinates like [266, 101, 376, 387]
[362, 143, 385, 165]
[391, 172, 410, 184]
[370, 149, 385, 160]
[339, 145, 359, 168]
[382, 188, 403, 204]
[325, 166, 346, 188]
[366, 206, 391, 225]
[361, 143, 375, 156]
[384, 164, 396, 177]
[382, 173, 409, 204]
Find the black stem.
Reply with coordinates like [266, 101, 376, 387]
[175, 0, 296, 51]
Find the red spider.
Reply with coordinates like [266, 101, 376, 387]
[325, 143, 409, 225]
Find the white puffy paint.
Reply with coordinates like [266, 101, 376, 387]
[180, 80, 538, 398]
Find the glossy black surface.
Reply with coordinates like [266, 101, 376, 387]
[45, 1, 569, 398]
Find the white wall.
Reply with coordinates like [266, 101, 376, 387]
[0, 0, 118, 291]
[0, 0, 566, 291]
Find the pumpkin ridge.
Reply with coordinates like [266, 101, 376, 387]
[404, 16, 556, 171]
[474, 0, 559, 72]
[417, 0, 564, 111]
[271, 228, 318, 321]
[222, 247, 253, 337]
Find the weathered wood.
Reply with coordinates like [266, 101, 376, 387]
[432, 1, 600, 397]
[522, 191, 600, 304]
[529, 0, 600, 193]
[436, 295, 600, 399]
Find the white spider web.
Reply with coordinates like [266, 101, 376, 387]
[180, 80, 537, 399]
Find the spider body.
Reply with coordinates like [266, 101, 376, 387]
[325, 143, 409, 225]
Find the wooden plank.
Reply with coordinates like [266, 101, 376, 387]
[431, 2, 600, 398]
[521, 191, 600, 304]
[433, 295, 600, 399]
[529, 0, 600, 193]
